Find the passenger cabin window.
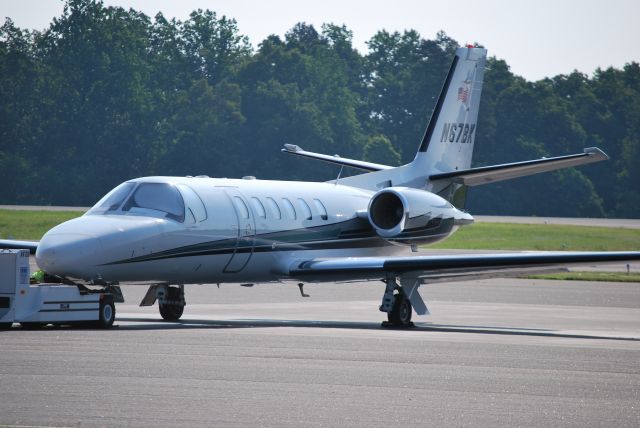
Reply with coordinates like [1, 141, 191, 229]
[282, 198, 296, 219]
[122, 183, 185, 222]
[87, 182, 136, 215]
[250, 197, 266, 218]
[313, 199, 328, 220]
[298, 199, 312, 220]
[177, 184, 207, 223]
[266, 197, 281, 220]
[233, 196, 250, 219]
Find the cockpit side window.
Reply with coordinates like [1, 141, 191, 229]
[122, 183, 185, 222]
[177, 184, 208, 224]
[86, 182, 136, 215]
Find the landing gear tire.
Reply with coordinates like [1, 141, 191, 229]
[96, 300, 116, 328]
[387, 295, 413, 327]
[158, 285, 185, 321]
[0, 322, 12, 330]
[159, 303, 184, 321]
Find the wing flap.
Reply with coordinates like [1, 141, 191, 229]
[429, 147, 608, 186]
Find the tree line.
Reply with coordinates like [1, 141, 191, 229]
[1, 0, 638, 218]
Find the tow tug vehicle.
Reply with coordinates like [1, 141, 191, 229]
[0, 249, 122, 329]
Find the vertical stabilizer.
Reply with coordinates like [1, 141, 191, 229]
[338, 46, 487, 199]
[411, 46, 486, 177]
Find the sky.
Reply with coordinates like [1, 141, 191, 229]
[1, 0, 638, 81]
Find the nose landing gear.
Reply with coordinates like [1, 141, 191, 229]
[158, 284, 185, 321]
[139, 284, 185, 321]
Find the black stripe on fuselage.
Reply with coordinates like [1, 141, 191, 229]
[103, 237, 390, 265]
[418, 55, 459, 153]
[100, 218, 389, 266]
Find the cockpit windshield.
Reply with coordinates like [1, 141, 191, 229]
[86, 182, 136, 215]
[122, 183, 185, 222]
[86, 181, 186, 222]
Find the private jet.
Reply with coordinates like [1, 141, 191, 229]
[2, 46, 638, 326]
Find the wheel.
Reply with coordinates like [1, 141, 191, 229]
[159, 285, 185, 321]
[0, 322, 12, 330]
[96, 301, 116, 328]
[387, 294, 412, 326]
[159, 303, 184, 321]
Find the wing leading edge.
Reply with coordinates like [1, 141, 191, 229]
[288, 251, 640, 282]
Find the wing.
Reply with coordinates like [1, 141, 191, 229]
[0, 239, 38, 254]
[288, 251, 640, 282]
[429, 148, 607, 186]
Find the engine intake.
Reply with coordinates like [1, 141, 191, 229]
[367, 187, 460, 245]
[369, 191, 404, 230]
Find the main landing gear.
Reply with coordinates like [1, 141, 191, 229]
[379, 276, 429, 328]
[139, 284, 185, 321]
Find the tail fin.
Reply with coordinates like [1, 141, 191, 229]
[410, 46, 486, 176]
[339, 46, 487, 195]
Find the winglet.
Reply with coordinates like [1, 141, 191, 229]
[283, 144, 302, 153]
[584, 147, 609, 161]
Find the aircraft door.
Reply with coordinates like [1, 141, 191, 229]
[222, 188, 256, 273]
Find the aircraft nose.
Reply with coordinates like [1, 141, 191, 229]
[36, 232, 102, 277]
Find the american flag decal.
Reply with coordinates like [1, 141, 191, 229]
[457, 85, 469, 103]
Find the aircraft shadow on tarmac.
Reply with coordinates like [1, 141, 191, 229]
[111, 317, 638, 342]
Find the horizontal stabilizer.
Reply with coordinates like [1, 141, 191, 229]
[429, 147, 608, 186]
[0, 239, 38, 254]
[282, 144, 392, 172]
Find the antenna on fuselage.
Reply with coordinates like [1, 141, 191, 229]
[334, 164, 344, 186]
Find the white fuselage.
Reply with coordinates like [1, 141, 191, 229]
[35, 176, 464, 284]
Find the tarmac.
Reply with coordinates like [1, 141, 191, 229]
[0, 210, 638, 426]
[1, 277, 639, 427]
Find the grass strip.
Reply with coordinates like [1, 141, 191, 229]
[527, 271, 640, 283]
[429, 222, 640, 251]
[0, 209, 83, 240]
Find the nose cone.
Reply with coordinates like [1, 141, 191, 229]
[36, 225, 102, 278]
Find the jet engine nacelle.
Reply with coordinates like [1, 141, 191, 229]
[367, 187, 460, 245]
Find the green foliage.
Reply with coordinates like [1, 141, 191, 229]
[0, 0, 638, 218]
[363, 135, 400, 165]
